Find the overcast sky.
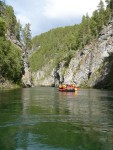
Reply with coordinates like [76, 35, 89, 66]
[5, 0, 106, 37]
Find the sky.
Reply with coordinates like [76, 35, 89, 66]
[5, 0, 106, 37]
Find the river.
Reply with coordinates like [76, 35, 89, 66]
[0, 87, 113, 150]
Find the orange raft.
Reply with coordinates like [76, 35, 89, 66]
[59, 84, 80, 92]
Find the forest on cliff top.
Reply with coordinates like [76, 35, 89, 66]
[30, 0, 113, 71]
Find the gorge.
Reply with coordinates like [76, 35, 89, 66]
[30, 20, 113, 89]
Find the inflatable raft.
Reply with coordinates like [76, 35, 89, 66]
[59, 84, 80, 92]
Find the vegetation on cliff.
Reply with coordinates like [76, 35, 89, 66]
[30, 25, 78, 71]
[1, 0, 113, 88]
[30, 0, 112, 72]
[0, 1, 32, 86]
[0, 1, 22, 84]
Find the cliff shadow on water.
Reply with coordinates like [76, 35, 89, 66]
[94, 52, 113, 89]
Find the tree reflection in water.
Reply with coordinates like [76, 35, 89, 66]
[0, 88, 113, 150]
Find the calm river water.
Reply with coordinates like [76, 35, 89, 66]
[0, 87, 113, 150]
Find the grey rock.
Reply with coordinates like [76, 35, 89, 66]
[31, 20, 113, 88]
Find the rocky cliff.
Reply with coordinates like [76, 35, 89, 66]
[6, 34, 32, 88]
[31, 21, 113, 89]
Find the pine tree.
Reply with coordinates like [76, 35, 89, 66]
[98, 0, 105, 10]
[80, 13, 91, 47]
[89, 18, 98, 37]
[97, 0, 105, 27]
[4, 5, 16, 36]
[23, 23, 32, 50]
[15, 20, 22, 41]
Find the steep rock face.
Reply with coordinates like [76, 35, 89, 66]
[22, 67, 32, 87]
[64, 41, 108, 87]
[32, 62, 55, 86]
[6, 34, 32, 87]
[21, 50, 33, 87]
[31, 22, 113, 88]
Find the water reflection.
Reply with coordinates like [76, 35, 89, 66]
[0, 88, 113, 149]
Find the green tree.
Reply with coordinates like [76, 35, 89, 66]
[98, 0, 105, 10]
[106, 0, 113, 19]
[81, 13, 91, 45]
[23, 23, 32, 50]
[15, 20, 22, 41]
[97, 0, 105, 28]
[89, 18, 98, 37]
[4, 5, 16, 36]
